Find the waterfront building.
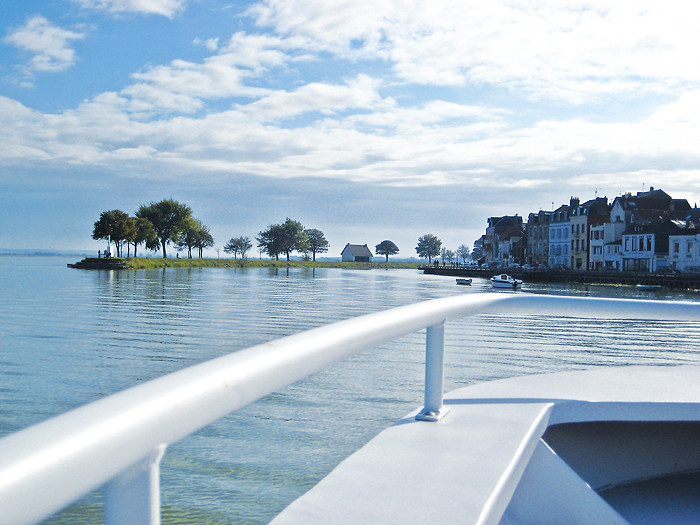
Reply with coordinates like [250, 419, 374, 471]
[568, 197, 610, 270]
[472, 237, 485, 265]
[590, 221, 626, 271]
[621, 219, 696, 272]
[668, 211, 700, 272]
[548, 201, 572, 268]
[525, 210, 551, 267]
[603, 240, 623, 270]
[483, 215, 523, 266]
[497, 229, 525, 266]
[610, 188, 690, 227]
[668, 232, 700, 272]
[341, 244, 373, 262]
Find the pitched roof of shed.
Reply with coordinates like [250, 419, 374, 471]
[343, 244, 373, 257]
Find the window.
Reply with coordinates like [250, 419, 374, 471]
[647, 237, 652, 251]
[632, 238, 638, 251]
[624, 238, 629, 251]
[674, 242, 680, 253]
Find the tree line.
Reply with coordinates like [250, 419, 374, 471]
[93, 199, 471, 262]
[92, 199, 212, 259]
[415, 234, 471, 263]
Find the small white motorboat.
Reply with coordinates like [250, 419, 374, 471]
[636, 284, 661, 291]
[456, 278, 472, 285]
[491, 274, 523, 288]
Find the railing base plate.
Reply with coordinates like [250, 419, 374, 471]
[415, 406, 451, 422]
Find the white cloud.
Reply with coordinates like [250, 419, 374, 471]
[237, 75, 392, 121]
[249, 0, 700, 102]
[3, 15, 84, 77]
[121, 32, 289, 112]
[194, 37, 219, 51]
[73, 0, 187, 17]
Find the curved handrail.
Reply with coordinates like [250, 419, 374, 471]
[1, 293, 699, 525]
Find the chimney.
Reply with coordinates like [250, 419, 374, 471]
[570, 197, 580, 208]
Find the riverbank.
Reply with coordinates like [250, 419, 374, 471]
[70, 257, 420, 270]
[422, 266, 700, 291]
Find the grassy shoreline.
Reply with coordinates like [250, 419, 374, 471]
[122, 257, 420, 270]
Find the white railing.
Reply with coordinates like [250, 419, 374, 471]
[1, 293, 699, 525]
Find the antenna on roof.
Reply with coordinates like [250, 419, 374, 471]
[594, 188, 600, 198]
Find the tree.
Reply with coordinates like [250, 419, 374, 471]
[224, 238, 240, 259]
[135, 199, 192, 258]
[92, 209, 135, 258]
[237, 236, 253, 259]
[415, 234, 442, 263]
[375, 240, 399, 263]
[224, 236, 253, 259]
[456, 244, 471, 263]
[257, 218, 308, 261]
[281, 218, 307, 261]
[129, 217, 158, 257]
[175, 218, 199, 258]
[305, 228, 329, 261]
[193, 221, 214, 258]
[440, 247, 455, 263]
[256, 224, 286, 260]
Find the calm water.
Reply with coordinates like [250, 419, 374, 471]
[2, 256, 700, 524]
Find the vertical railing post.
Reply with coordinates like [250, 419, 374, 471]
[104, 444, 167, 525]
[416, 321, 451, 422]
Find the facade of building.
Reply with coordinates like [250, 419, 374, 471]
[526, 210, 551, 267]
[568, 197, 610, 270]
[478, 187, 699, 273]
[621, 220, 697, 272]
[483, 215, 523, 266]
[341, 244, 373, 262]
[548, 202, 572, 268]
[669, 231, 700, 272]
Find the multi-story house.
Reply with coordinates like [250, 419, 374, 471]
[603, 240, 623, 270]
[668, 232, 700, 271]
[483, 215, 523, 266]
[526, 210, 551, 267]
[568, 197, 610, 270]
[668, 210, 700, 271]
[610, 188, 690, 227]
[590, 221, 626, 270]
[548, 201, 573, 268]
[621, 219, 697, 272]
[497, 228, 526, 266]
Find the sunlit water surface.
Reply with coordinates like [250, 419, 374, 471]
[1, 256, 699, 524]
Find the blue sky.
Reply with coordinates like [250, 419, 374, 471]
[2, 0, 700, 257]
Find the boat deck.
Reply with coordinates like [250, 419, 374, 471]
[271, 365, 700, 525]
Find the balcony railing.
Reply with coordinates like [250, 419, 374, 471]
[1, 294, 699, 525]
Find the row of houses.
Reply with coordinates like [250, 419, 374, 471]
[476, 188, 700, 273]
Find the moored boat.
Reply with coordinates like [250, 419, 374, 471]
[491, 273, 522, 288]
[456, 278, 472, 285]
[636, 284, 662, 291]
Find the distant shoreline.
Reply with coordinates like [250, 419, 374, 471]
[75, 257, 421, 270]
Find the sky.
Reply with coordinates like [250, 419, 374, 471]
[1, 0, 700, 257]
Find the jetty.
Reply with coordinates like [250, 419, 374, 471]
[421, 265, 700, 290]
[67, 257, 129, 270]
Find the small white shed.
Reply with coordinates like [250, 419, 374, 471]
[341, 244, 373, 262]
